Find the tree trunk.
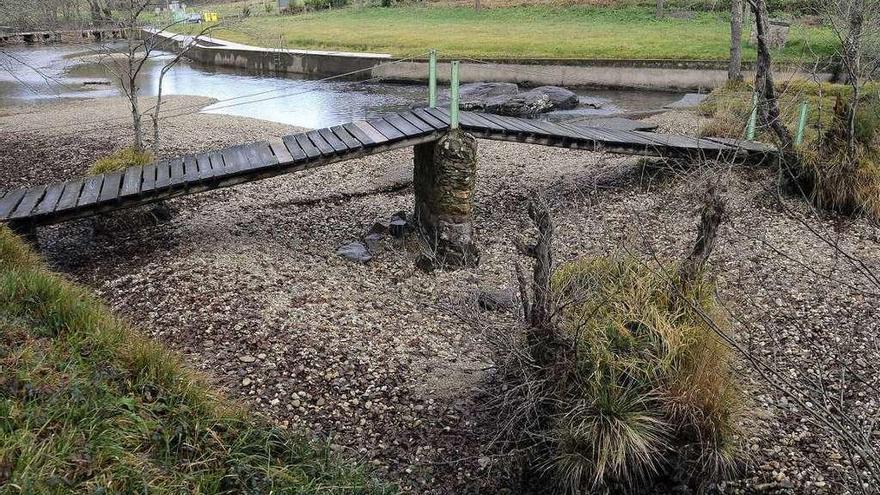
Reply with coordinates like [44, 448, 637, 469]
[656, 0, 665, 18]
[751, 0, 793, 148]
[729, 0, 744, 82]
[475, 0, 481, 12]
[680, 185, 725, 287]
[843, 0, 864, 160]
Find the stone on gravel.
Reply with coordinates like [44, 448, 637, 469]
[336, 241, 372, 263]
[476, 289, 516, 311]
[239, 355, 256, 363]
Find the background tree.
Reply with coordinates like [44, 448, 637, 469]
[729, 0, 744, 82]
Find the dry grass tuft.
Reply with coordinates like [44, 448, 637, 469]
[495, 255, 743, 493]
[90, 147, 154, 175]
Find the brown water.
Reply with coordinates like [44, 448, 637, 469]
[0, 43, 685, 128]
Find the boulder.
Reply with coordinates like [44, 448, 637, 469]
[485, 91, 554, 117]
[458, 82, 519, 110]
[530, 86, 579, 110]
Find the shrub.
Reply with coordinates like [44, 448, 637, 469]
[90, 147, 153, 175]
[0, 227, 392, 494]
[500, 255, 742, 493]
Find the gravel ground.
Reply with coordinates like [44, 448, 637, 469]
[1, 98, 879, 494]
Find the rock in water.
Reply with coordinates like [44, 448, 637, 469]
[337, 241, 372, 263]
[486, 92, 554, 117]
[457, 82, 519, 110]
[530, 86, 579, 110]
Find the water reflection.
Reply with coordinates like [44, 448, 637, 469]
[1, 43, 683, 129]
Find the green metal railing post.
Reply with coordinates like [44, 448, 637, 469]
[795, 101, 809, 146]
[428, 49, 437, 108]
[746, 92, 758, 141]
[450, 60, 460, 129]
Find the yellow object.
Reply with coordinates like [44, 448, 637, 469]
[203, 12, 219, 22]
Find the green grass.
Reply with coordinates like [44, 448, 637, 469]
[181, 4, 836, 61]
[0, 228, 393, 494]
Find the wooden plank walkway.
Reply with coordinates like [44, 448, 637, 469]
[0, 110, 774, 227]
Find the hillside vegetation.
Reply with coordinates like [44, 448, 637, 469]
[0, 228, 391, 494]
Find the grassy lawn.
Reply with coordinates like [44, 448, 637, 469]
[0, 228, 391, 494]
[183, 3, 836, 61]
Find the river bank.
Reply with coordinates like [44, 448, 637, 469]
[1, 94, 878, 492]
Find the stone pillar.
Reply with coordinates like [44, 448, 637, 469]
[413, 129, 479, 269]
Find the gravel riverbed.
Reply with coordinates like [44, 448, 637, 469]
[1, 96, 878, 494]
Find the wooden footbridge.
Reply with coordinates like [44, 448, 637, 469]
[0, 108, 773, 229]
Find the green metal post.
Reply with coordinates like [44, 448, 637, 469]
[450, 60, 460, 129]
[746, 92, 758, 141]
[428, 49, 437, 108]
[795, 101, 809, 146]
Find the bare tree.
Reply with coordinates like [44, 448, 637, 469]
[749, 0, 793, 148]
[86, 2, 218, 153]
[729, 0, 744, 82]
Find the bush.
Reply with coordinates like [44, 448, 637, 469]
[90, 147, 154, 175]
[500, 255, 742, 493]
[0, 227, 393, 494]
[700, 81, 880, 219]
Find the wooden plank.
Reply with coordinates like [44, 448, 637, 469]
[239, 143, 262, 170]
[410, 108, 448, 130]
[294, 133, 322, 159]
[195, 153, 214, 179]
[0, 189, 27, 219]
[33, 182, 65, 215]
[367, 117, 406, 140]
[76, 174, 104, 207]
[183, 155, 200, 182]
[330, 125, 362, 150]
[9, 185, 46, 219]
[98, 170, 124, 202]
[169, 157, 186, 186]
[351, 121, 389, 145]
[317, 128, 348, 153]
[704, 136, 775, 153]
[56, 180, 83, 211]
[268, 137, 294, 165]
[220, 147, 247, 175]
[397, 111, 435, 133]
[141, 163, 158, 192]
[120, 165, 143, 198]
[495, 115, 553, 136]
[255, 142, 278, 167]
[471, 111, 527, 134]
[306, 130, 336, 156]
[208, 152, 225, 176]
[383, 113, 423, 136]
[462, 111, 506, 132]
[341, 122, 377, 147]
[423, 107, 452, 125]
[282, 135, 309, 162]
[155, 160, 172, 189]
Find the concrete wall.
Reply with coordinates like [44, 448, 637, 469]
[373, 60, 835, 91]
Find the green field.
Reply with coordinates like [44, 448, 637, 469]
[187, 4, 836, 61]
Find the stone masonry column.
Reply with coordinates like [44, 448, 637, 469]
[413, 129, 479, 269]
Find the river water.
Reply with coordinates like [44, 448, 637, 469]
[0, 43, 684, 129]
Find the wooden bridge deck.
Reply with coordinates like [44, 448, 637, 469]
[0, 108, 774, 227]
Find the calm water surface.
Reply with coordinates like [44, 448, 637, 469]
[0, 43, 684, 129]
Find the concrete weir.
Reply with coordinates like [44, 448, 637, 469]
[149, 29, 834, 90]
[0, 28, 125, 44]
